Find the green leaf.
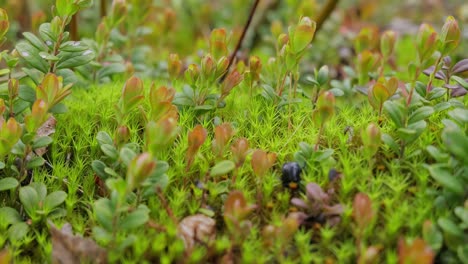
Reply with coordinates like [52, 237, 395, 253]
[427, 165, 464, 196]
[13, 100, 30, 116]
[56, 0, 73, 17]
[22, 32, 47, 51]
[397, 120, 426, 144]
[442, 127, 468, 163]
[438, 217, 465, 250]
[408, 106, 434, 124]
[97, 131, 113, 146]
[43, 191, 67, 211]
[101, 144, 119, 160]
[428, 87, 447, 100]
[434, 102, 451, 112]
[426, 145, 449, 162]
[458, 245, 468, 264]
[314, 149, 334, 162]
[210, 160, 235, 177]
[22, 68, 45, 85]
[8, 222, 30, 241]
[50, 104, 70, 119]
[19, 186, 39, 217]
[39, 23, 56, 43]
[30, 182, 47, 201]
[381, 133, 399, 153]
[49, 103, 68, 114]
[316, 66, 329, 86]
[0, 207, 21, 226]
[422, 221, 443, 251]
[0, 177, 19, 191]
[18, 84, 37, 103]
[97, 63, 126, 80]
[454, 207, 468, 225]
[103, 167, 119, 178]
[59, 41, 89, 52]
[32, 136, 53, 149]
[92, 226, 112, 244]
[451, 76, 468, 89]
[119, 205, 149, 231]
[26, 156, 45, 169]
[56, 50, 95, 69]
[119, 147, 136, 166]
[448, 108, 468, 124]
[0, 68, 10, 76]
[384, 101, 405, 128]
[16, 42, 49, 73]
[47, 208, 67, 219]
[94, 198, 114, 231]
[39, 51, 59, 61]
[92, 160, 108, 179]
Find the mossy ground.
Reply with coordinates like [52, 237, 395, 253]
[14, 76, 462, 263]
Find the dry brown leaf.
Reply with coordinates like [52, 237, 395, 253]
[34, 115, 57, 157]
[177, 214, 216, 250]
[0, 248, 11, 264]
[50, 222, 107, 264]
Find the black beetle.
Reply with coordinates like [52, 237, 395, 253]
[281, 162, 302, 188]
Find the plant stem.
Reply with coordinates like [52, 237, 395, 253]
[277, 71, 288, 96]
[220, 0, 260, 82]
[288, 72, 292, 130]
[49, 16, 69, 73]
[406, 79, 416, 106]
[314, 0, 340, 36]
[425, 55, 442, 95]
[314, 125, 324, 151]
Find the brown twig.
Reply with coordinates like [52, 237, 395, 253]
[155, 186, 179, 225]
[70, 14, 78, 41]
[314, 0, 340, 35]
[220, 0, 261, 82]
[100, 0, 107, 18]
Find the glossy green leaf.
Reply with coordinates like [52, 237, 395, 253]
[19, 186, 39, 217]
[92, 160, 108, 179]
[384, 101, 405, 128]
[408, 106, 434, 123]
[427, 165, 464, 196]
[0, 177, 19, 191]
[8, 222, 29, 241]
[32, 136, 53, 149]
[0, 207, 21, 226]
[26, 156, 45, 169]
[119, 147, 136, 166]
[97, 131, 114, 146]
[43, 191, 67, 211]
[22, 32, 47, 51]
[16, 42, 49, 73]
[94, 198, 114, 231]
[56, 50, 95, 69]
[210, 160, 236, 177]
[120, 206, 149, 231]
[101, 144, 119, 160]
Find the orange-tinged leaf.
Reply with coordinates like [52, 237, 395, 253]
[372, 82, 391, 105]
[185, 125, 207, 170]
[398, 238, 434, 264]
[251, 149, 276, 177]
[352, 192, 374, 230]
[224, 190, 256, 223]
[231, 138, 249, 166]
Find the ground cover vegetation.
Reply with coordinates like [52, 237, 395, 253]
[0, 0, 467, 263]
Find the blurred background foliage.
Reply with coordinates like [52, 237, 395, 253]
[0, 0, 467, 80]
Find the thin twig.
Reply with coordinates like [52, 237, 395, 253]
[220, 0, 261, 82]
[314, 0, 340, 35]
